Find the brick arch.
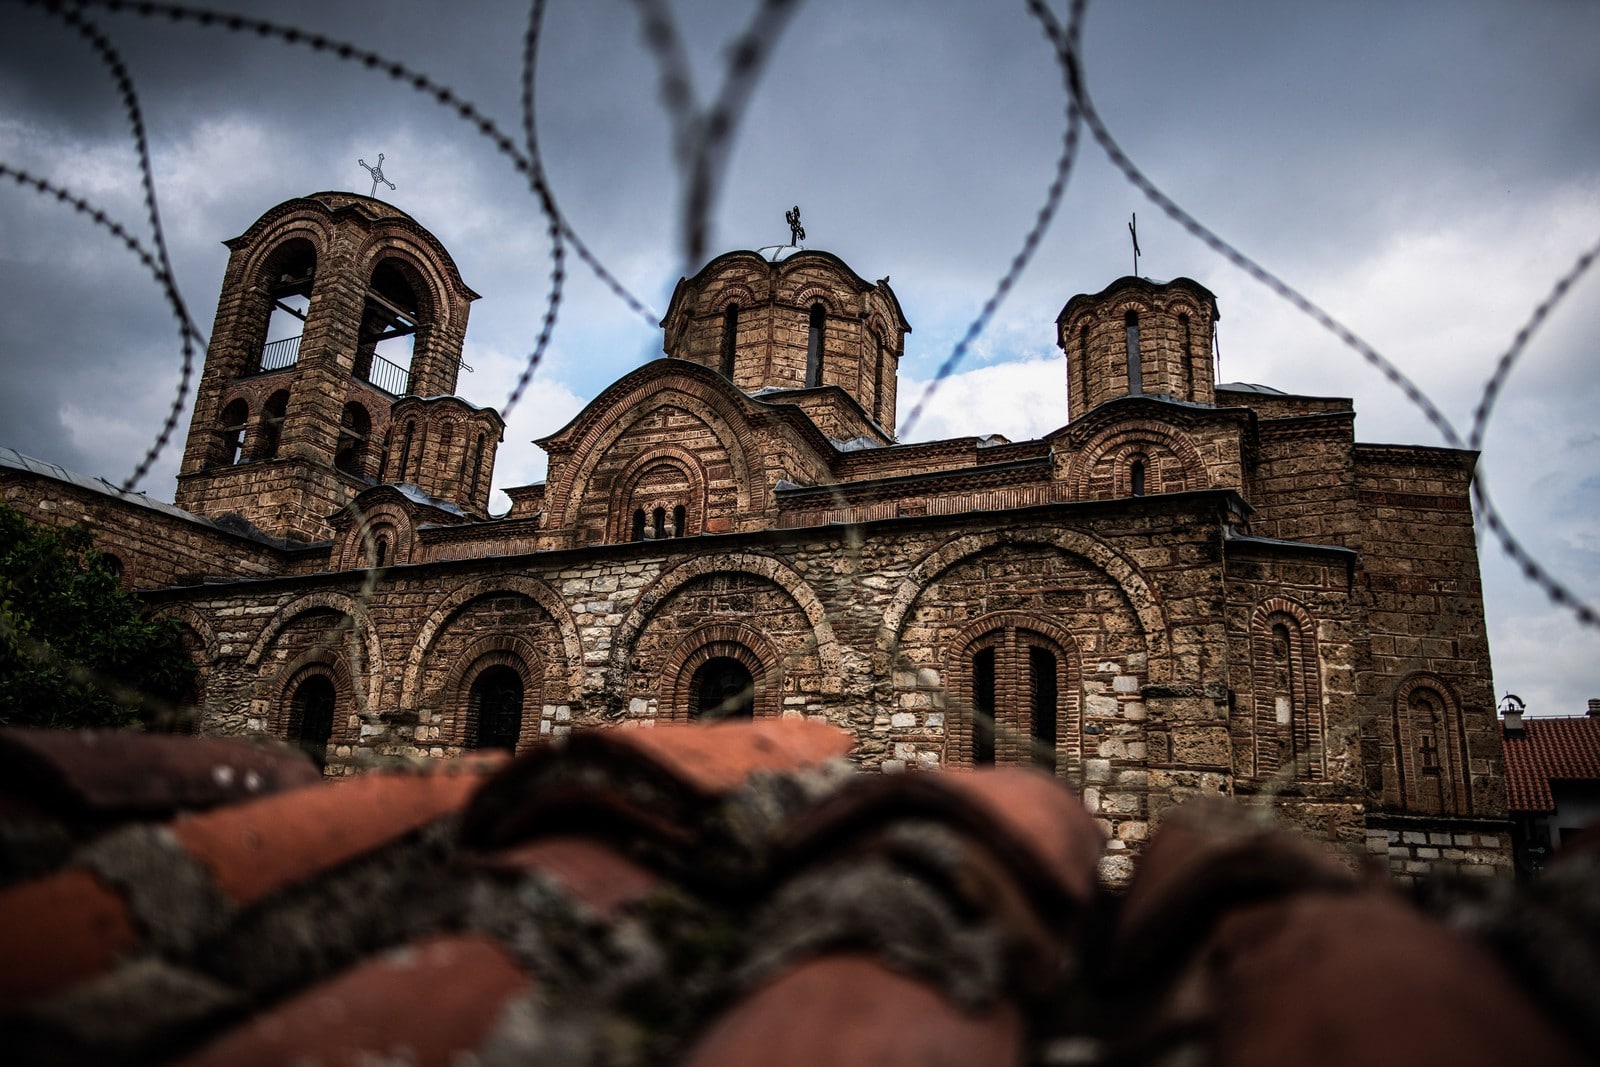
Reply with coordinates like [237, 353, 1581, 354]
[942, 611, 1083, 770]
[244, 592, 385, 713]
[336, 500, 414, 570]
[708, 283, 758, 314]
[399, 575, 582, 709]
[792, 285, 843, 315]
[608, 444, 709, 542]
[878, 529, 1171, 684]
[610, 552, 842, 684]
[261, 648, 358, 746]
[1247, 596, 1325, 781]
[236, 221, 331, 293]
[544, 375, 760, 531]
[1064, 421, 1209, 500]
[154, 605, 218, 658]
[356, 240, 448, 323]
[662, 623, 783, 722]
[441, 634, 543, 751]
[1392, 671, 1471, 817]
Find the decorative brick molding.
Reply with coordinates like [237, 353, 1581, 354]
[662, 622, 782, 723]
[1247, 596, 1325, 782]
[942, 611, 1081, 769]
[244, 592, 386, 714]
[1391, 672, 1472, 817]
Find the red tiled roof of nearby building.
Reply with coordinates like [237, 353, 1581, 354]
[0, 722, 1594, 1065]
[1501, 716, 1600, 813]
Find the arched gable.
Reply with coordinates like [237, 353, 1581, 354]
[1060, 419, 1211, 500]
[244, 591, 385, 714]
[878, 529, 1171, 684]
[399, 574, 582, 708]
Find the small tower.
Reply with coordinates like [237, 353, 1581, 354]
[1056, 276, 1218, 420]
[659, 249, 910, 443]
[174, 193, 481, 540]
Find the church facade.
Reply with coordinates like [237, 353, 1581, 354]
[0, 192, 1513, 882]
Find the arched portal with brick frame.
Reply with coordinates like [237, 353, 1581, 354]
[1392, 672, 1471, 817]
[615, 554, 840, 721]
[441, 634, 543, 753]
[945, 612, 1081, 774]
[245, 592, 385, 718]
[267, 649, 358, 772]
[663, 623, 781, 722]
[1247, 597, 1325, 782]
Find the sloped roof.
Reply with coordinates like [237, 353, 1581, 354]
[0, 723, 1591, 1065]
[1502, 715, 1600, 813]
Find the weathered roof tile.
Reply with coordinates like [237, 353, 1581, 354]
[0, 727, 321, 818]
[1502, 716, 1600, 813]
[172, 761, 499, 905]
[476, 836, 664, 918]
[682, 953, 1023, 1067]
[0, 867, 140, 1012]
[175, 934, 532, 1067]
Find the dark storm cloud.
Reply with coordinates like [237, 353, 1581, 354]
[1, 0, 1597, 712]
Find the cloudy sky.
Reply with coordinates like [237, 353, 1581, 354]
[2, 1, 1596, 716]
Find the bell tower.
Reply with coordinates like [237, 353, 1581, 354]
[174, 192, 481, 541]
[660, 248, 910, 443]
[1056, 276, 1218, 420]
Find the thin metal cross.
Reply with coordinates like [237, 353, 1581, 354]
[359, 154, 396, 198]
[1128, 212, 1141, 276]
[786, 205, 805, 246]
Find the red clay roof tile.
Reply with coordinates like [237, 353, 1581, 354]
[476, 836, 664, 918]
[777, 768, 1105, 915]
[566, 718, 855, 797]
[1502, 716, 1600, 813]
[172, 762, 499, 905]
[1204, 892, 1587, 1067]
[681, 953, 1023, 1067]
[0, 867, 140, 1012]
[175, 934, 532, 1067]
[0, 727, 322, 818]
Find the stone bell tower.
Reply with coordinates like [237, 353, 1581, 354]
[174, 192, 485, 541]
[1056, 276, 1218, 420]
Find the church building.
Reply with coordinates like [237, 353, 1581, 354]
[0, 191, 1513, 883]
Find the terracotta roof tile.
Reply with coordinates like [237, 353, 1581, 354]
[0, 867, 140, 1012]
[0, 727, 321, 818]
[776, 767, 1105, 915]
[565, 718, 855, 797]
[681, 953, 1023, 1067]
[1202, 892, 1586, 1067]
[172, 761, 499, 905]
[1109, 798, 1356, 989]
[176, 934, 532, 1067]
[476, 836, 664, 918]
[460, 719, 853, 854]
[1502, 716, 1600, 813]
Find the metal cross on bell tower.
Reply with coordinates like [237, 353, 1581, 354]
[359, 154, 397, 198]
[786, 205, 805, 246]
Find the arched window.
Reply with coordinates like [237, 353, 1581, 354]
[469, 432, 486, 499]
[653, 507, 666, 540]
[872, 332, 886, 424]
[336, 402, 371, 476]
[1394, 678, 1469, 816]
[372, 534, 389, 568]
[437, 421, 454, 469]
[397, 420, 416, 482]
[100, 553, 124, 585]
[288, 673, 336, 770]
[1124, 310, 1142, 395]
[673, 504, 687, 538]
[689, 657, 754, 720]
[468, 664, 524, 752]
[958, 622, 1071, 769]
[1130, 459, 1146, 497]
[1179, 313, 1194, 397]
[632, 508, 646, 541]
[1250, 603, 1324, 781]
[806, 302, 825, 388]
[721, 304, 739, 378]
[218, 399, 250, 466]
[257, 390, 289, 460]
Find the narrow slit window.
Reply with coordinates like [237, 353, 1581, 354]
[806, 303, 825, 388]
[632, 509, 646, 541]
[673, 504, 687, 538]
[1125, 310, 1142, 394]
[972, 647, 996, 765]
[721, 304, 739, 379]
[1029, 646, 1058, 771]
[653, 507, 666, 540]
[1130, 459, 1146, 497]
